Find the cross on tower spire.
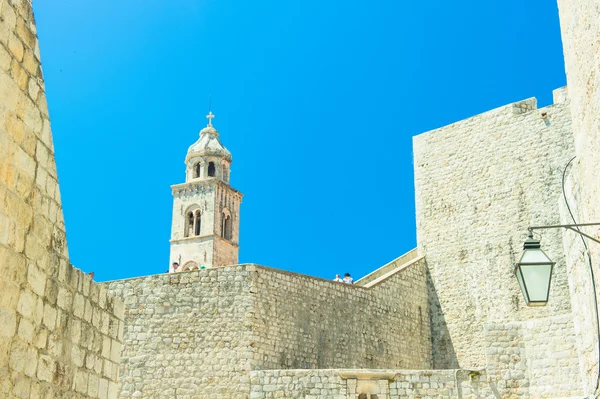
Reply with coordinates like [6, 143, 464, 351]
[206, 111, 215, 127]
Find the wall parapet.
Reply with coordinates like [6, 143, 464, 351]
[414, 89, 571, 142]
[356, 248, 420, 287]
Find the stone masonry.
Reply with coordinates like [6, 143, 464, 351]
[106, 266, 255, 398]
[484, 313, 581, 397]
[556, 0, 600, 395]
[105, 257, 430, 398]
[0, 0, 124, 397]
[251, 260, 430, 371]
[248, 369, 497, 398]
[3, 0, 600, 397]
[414, 94, 576, 370]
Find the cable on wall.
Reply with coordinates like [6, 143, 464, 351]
[561, 155, 600, 397]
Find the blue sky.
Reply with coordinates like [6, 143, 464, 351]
[33, 0, 567, 282]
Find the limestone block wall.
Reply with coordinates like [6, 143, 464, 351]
[557, 0, 600, 394]
[107, 262, 431, 398]
[484, 313, 582, 397]
[250, 369, 346, 398]
[0, 1, 124, 398]
[414, 95, 576, 369]
[106, 267, 255, 399]
[251, 261, 431, 370]
[248, 369, 496, 398]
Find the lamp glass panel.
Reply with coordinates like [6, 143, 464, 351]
[520, 264, 552, 302]
[520, 248, 553, 264]
[516, 268, 528, 303]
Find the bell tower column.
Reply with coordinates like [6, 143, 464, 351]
[169, 112, 243, 272]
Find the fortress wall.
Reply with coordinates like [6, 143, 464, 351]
[484, 313, 582, 397]
[414, 96, 576, 369]
[249, 369, 496, 398]
[105, 266, 254, 399]
[250, 260, 431, 371]
[0, 1, 123, 398]
[557, 0, 600, 394]
[250, 369, 346, 398]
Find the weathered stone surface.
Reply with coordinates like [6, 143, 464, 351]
[414, 95, 576, 370]
[249, 369, 497, 398]
[252, 259, 430, 370]
[1, 0, 598, 397]
[557, 0, 600, 395]
[107, 259, 430, 398]
[0, 1, 124, 397]
[485, 314, 581, 397]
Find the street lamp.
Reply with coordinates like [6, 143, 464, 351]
[515, 222, 600, 396]
[515, 232, 555, 306]
[516, 223, 600, 306]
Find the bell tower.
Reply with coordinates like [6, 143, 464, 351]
[169, 112, 243, 272]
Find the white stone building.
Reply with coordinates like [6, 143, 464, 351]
[169, 112, 243, 272]
[3, 0, 600, 396]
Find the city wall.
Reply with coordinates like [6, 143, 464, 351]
[484, 313, 582, 397]
[252, 258, 431, 370]
[0, 1, 123, 398]
[105, 266, 255, 399]
[413, 93, 576, 370]
[557, 0, 600, 394]
[248, 369, 496, 398]
[105, 259, 430, 398]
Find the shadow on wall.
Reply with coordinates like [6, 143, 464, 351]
[427, 267, 460, 369]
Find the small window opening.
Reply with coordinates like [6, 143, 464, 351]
[194, 211, 201, 236]
[221, 213, 232, 240]
[225, 215, 232, 240]
[358, 395, 368, 399]
[194, 163, 200, 178]
[185, 212, 194, 237]
[208, 162, 216, 177]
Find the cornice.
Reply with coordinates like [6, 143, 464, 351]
[171, 178, 244, 198]
[170, 233, 239, 247]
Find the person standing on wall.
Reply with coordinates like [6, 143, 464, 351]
[343, 273, 354, 284]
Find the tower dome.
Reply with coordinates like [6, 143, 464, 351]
[186, 118, 232, 162]
[184, 112, 233, 184]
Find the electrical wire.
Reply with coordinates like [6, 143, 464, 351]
[561, 156, 600, 397]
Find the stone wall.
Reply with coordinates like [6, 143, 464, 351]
[248, 369, 496, 398]
[105, 267, 255, 399]
[484, 313, 582, 397]
[0, 0, 124, 397]
[250, 369, 346, 398]
[414, 95, 576, 369]
[251, 261, 431, 370]
[557, 0, 600, 394]
[107, 261, 431, 397]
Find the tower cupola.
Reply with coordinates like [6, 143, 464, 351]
[185, 112, 232, 183]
